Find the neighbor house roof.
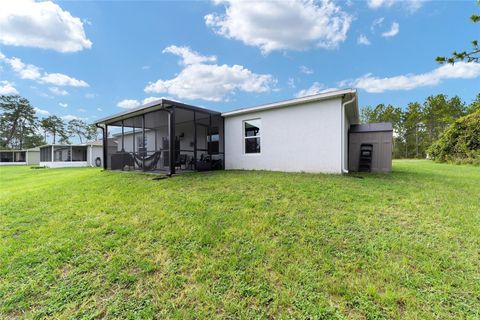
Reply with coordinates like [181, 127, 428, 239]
[221, 88, 358, 117]
[350, 122, 393, 133]
[0, 147, 40, 152]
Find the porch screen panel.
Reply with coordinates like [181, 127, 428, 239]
[0, 152, 13, 162]
[54, 146, 71, 161]
[14, 152, 26, 162]
[72, 146, 87, 161]
[40, 146, 52, 161]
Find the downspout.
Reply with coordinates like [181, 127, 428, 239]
[96, 124, 107, 170]
[341, 95, 356, 174]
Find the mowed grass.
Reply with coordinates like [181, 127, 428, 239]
[0, 161, 479, 319]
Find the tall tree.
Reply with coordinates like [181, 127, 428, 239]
[23, 134, 45, 149]
[85, 124, 99, 142]
[436, 1, 479, 64]
[422, 94, 467, 147]
[67, 119, 88, 143]
[40, 115, 66, 144]
[0, 95, 38, 149]
[467, 93, 480, 114]
[403, 102, 424, 158]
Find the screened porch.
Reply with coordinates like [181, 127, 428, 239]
[97, 99, 224, 175]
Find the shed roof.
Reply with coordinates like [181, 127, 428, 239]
[350, 122, 393, 133]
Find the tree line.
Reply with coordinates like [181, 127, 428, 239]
[0, 95, 99, 150]
[361, 93, 480, 159]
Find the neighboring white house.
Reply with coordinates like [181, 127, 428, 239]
[0, 147, 40, 166]
[39, 142, 104, 168]
[222, 89, 358, 173]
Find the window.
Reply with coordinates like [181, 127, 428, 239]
[244, 119, 261, 154]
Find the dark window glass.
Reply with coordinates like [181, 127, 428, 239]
[244, 119, 261, 137]
[245, 138, 260, 154]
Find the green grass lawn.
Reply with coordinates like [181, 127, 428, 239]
[0, 161, 479, 319]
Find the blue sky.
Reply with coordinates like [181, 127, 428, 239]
[0, 0, 479, 124]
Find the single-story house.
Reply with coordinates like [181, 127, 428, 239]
[94, 89, 392, 174]
[39, 141, 104, 168]
[0, 147, 40, 166]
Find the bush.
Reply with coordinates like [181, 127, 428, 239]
[428, 110, 480, 165]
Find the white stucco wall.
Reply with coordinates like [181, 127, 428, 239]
[87, 146, 104, 167]
[224, 98, 344, 173]
[27, 151, 40, 165]
[40, 161, 89, 168]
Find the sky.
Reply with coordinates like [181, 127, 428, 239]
[0, 0, 479, 125]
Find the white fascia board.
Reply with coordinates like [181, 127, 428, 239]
[222, 88, 356, 117]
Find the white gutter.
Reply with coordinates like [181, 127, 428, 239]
[341, 95, 356, 174]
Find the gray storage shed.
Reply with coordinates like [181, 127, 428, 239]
[348, 122, 393, 173]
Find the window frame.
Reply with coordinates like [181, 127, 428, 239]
[243, 118, 261, 155]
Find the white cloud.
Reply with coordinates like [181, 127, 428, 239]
[295, 82, 339, 97]
[62, 114, 81, 121]
[96, 107, 103, 111]
[367, 0, 394, 9]
[205, 0, 352, 53]
[34, 107, 50, 115]
[349, 62, 480, 93]
[371, 17, 384, 32]
[163, 45, 217, 65]
[382, 22, 399, 38]
[287, 77, 296, 88]
[77, 108, 86, 113]
[117, 99, 141, 109]
[0, 0, 92, 52]
[49, 87, 68, 96]
[0, 80, 19, 95]
[0, 53, 89, 87]
[85, 93, 96, 99]
[4, 57, 41, 79]
[357, 34, 371, 45]
[300, 65, 314, 75]
[59, 102, 68, 108]
[143, 96, 161, 104]
[145, 46, 274, 102]
[141, 65, 150, 70]
[367, 0, 423, 12]
[41, 73, 88, 87]
[116, 97, 169, 109]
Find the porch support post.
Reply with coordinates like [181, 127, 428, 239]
[132, 124, 136, 160]
[222, 116, 225, 169]
[208, 114, 212, 157]
[142, 114, 146, 171]
[102, 125, 108, 169]
[70, 145, 73, 162]
[169, 107, 176, 175]
[51, 144, 54, 163]
[121, 120, 125, 152]
[193, 111, 197, 170]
